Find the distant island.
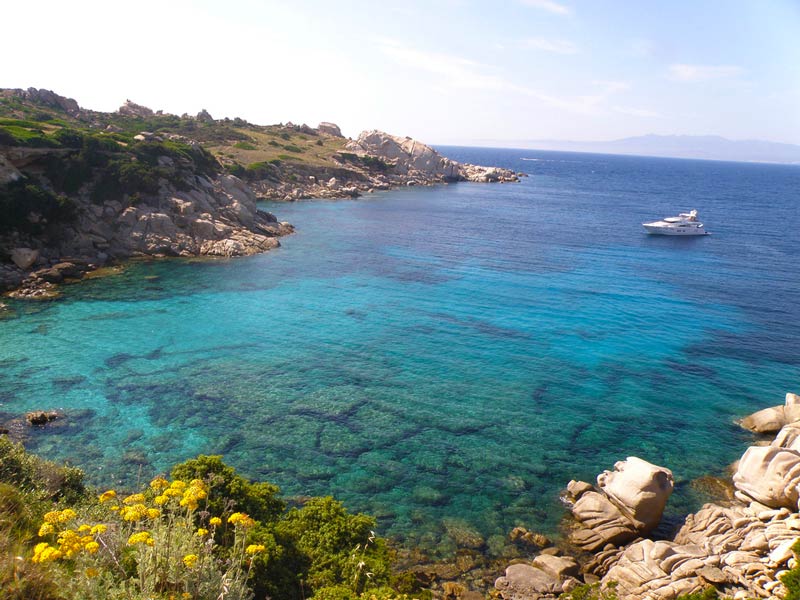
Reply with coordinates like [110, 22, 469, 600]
[504, 134, 800, 164]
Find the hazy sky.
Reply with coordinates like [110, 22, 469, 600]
[3, 0, 800, 146]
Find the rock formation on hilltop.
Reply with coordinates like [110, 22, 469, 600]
[346, 130, 519, 184]
[318, 122, 344, 137]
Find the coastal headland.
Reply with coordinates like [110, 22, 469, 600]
[0, 88, 518, 299]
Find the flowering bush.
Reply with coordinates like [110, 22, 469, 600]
[1, 444, 401, 600]
[30, 476, 259, 599]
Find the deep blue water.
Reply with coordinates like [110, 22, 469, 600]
[1, 148, 799, 555]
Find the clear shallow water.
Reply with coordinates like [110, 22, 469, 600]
[2, 149, 799, 555]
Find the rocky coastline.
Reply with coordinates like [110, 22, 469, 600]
[492, 391, 800, 600]
[0, 88, 520, 300]
[242, 129, 522, 202]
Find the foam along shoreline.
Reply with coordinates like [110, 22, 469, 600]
[495, 391, 800, 599]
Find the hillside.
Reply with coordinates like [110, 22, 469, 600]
[0, 88, 518, 299]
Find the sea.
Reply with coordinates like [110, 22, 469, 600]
[1, 148, 799, 556]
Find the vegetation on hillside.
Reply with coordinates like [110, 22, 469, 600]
[0, 91, 361, 238]
[0, 97, 228, 235]
[0, 438, 429, 600]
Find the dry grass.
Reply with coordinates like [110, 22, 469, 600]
[208, 126, 348, 168]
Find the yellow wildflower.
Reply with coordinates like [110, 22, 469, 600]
[245, 544, 265, 555]
[57, 509, 76, 523]
[127, 531, 154, 546]
[169, 480, 187, 491]
[120, 504, 149, 522]
[182, 553, 198, 568]
[85, 541, 100, 554]
[228, 512, 255, 528]
[209, 517, 222, 526]
[147, 508, 161, 519]
[196, 528, 208, 537]
[150, 476, 169, 490]
[31, 542, 63, 563]
[90, 524, 107, 535]
[179, 495, 198, 511]
[109, 505, 119, 512]
[38, 523, 54, 537]
[154, 494, 169, 505]
[163, 487, 182, 498]
[98, 489, 117, 503]
[57, 529, 81, 555]
[77, 524, 91, 533]
[85, 567, 100, 578]
[123, 493, 146, 505]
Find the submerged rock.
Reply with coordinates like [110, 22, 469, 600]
[26, 410, 61, 426]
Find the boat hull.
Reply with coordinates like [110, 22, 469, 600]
[642, 224, 708, 235]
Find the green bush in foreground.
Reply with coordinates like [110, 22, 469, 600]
[0, 441, 401, 600]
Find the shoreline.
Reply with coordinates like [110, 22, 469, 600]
[3, 391, 791, 599]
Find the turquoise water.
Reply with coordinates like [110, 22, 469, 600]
[1, 149, 799, 555]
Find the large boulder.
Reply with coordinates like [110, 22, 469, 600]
[740, 393, 800, 434]
[118, 99, 154, 117]
[10, 247, 39, 270]
[732, 445, 800, 508]
[346, 130, 462, 179]
[598, 456, 675, 531]
[0, 152, 23, 185]
[566, 457, 673, 551]
[318, 122, 343, 137]
[495, 561, 574, 600]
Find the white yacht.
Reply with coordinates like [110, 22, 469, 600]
[643, 210, 709, 236]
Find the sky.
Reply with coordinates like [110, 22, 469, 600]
[3, 0, 800, 146]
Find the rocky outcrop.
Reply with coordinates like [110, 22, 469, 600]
[1, 88, 81, 117]
[118, 99, 154, 118]
[0, 152, 22, 185]
[318, 122, 343, 137]
[346, 130, 519, 184]
[740, 393, 800, 434]
[10, 248, 38, 269]
[1, 166, 293, 297]
[565, 457, 674, 551]
[494, 393, 800, 600]
[495, 555, 580, 600]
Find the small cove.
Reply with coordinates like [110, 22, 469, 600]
[1, 149, 799, 555]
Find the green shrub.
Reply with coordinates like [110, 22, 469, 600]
[275, 497, 390, 593]
[171, 455, 284, 524]
[283, 144, 303, 153]
[0, 125, 60, 148]
[560, 582, 619, 600]
[0, 180, 78, 235]
[233, 141, 257, 151]
[227, 162, 246, 177]
[0, 438, 85, 503]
